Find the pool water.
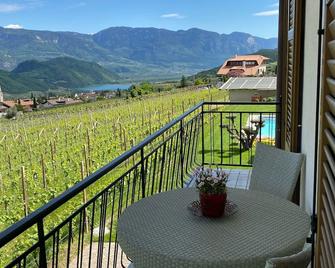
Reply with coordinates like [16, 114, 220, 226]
[260, 117, 276, 138]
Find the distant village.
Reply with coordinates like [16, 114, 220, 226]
[0, 86, 118, 118]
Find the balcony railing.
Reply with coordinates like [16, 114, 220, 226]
[0, 101, 280, 268]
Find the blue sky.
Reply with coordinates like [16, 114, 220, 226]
[0, 0, 279, 38]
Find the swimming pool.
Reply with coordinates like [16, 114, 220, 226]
[260, 116, 276, 139]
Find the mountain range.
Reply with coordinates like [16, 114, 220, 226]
[0, 26, 277, 80]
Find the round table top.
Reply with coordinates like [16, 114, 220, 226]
[117, 188, 310, 268]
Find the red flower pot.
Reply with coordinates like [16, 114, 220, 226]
[200, 192, 227, 218]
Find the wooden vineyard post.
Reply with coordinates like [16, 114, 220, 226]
[1, 173, 8, 212]
[171, 99, 174, 115]
[122, 128, 127, 151]
[50, 141, 54, 162]
[64, 128, 68, 146]
[130, 139, 136, 166]
[41, 154, 47, 189]
[86, 128, 91, 168]
[50, 141, 56, 178]
[20, 166, 29, 217]
[80, 161, 89, 232]
[0, 173, 3, 193]
[83, 145, 89, 176]
[122, 128, 129, 166]
[7, 154, 12, 171]
[119, 123, 123, 151]
[53, 140, 57, 155]
[149, 110, 152, 134]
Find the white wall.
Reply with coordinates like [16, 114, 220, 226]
[300, 0, 320, 214]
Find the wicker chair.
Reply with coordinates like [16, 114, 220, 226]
[249, 142, 304, 200]
[265, 243, 311, 268]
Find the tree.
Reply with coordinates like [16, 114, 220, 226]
[180, 75, 187, 88]
[194, 78, 203, 86]
[128, 85, 137, 98]
[16, 104, 24, 112]
[33, 97, 37, 109]
[139, 82, 153, 94]
[5, 106, 17, 119]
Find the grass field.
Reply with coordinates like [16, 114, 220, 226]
[0, 88, 229, 231]
[201, 104, 277, 166]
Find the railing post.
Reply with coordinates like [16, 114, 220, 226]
[37, 219, 47, 267]
[158, 143, 167, 193]
[201, 105, 205, 165]
[180, 120, 184, 187]
[140, 148, 146, 198]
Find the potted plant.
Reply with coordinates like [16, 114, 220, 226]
[195, 167, 229, 218]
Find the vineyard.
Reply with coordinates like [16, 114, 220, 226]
[0, 88, 227, 233]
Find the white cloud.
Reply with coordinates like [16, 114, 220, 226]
[0, 1, 42, 13]
[161, 13, 185, 19]
[253, 9, 279, 16]
[0, 3, 23, 13]
[4, 24, 23, 29]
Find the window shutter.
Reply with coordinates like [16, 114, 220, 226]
[282, 0, 303, 152]
[316, 1, 335, 267]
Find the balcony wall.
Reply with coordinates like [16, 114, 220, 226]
[300, 0, 320, 215]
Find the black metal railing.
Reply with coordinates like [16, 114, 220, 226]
[0, 102, 280, 267]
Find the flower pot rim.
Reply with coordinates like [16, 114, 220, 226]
[199, 191, 227, 196]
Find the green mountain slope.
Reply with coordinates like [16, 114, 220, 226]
[0, 57, 120, 94]
[250, 48, 278, 62]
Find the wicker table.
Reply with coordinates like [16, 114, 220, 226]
[117, 188, 310, 268]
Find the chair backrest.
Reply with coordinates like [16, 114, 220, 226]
[250, 143, 304, 200]
[264, 243, 311, 268]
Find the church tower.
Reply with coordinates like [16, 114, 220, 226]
[0, 85, 3, 102]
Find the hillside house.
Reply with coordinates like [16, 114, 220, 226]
[0, 102, 10, 116]
[1, 99, 34, 112]
[0, 85, 3, 102]
[221, 77, 277, 101]
[18, 99, 34, 111]
[2, 100, 16, 108]
[79, 92, 98, 101]
[217, 55, 269, 77]
[40, 98, 83, 108]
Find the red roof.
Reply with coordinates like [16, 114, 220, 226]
[2, 101, 16, 108]
[217, 55, 269, 76]
[19, 99, 33, 107]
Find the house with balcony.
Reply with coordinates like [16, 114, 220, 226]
[217, 55, 269, 77]
[0, 0, 334, 267]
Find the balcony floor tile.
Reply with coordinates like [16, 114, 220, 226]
[186, 168, 251, 190]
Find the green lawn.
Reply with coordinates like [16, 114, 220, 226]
[199, 104, 277, 167]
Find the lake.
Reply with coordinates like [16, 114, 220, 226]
[79, 83, 132, 92]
